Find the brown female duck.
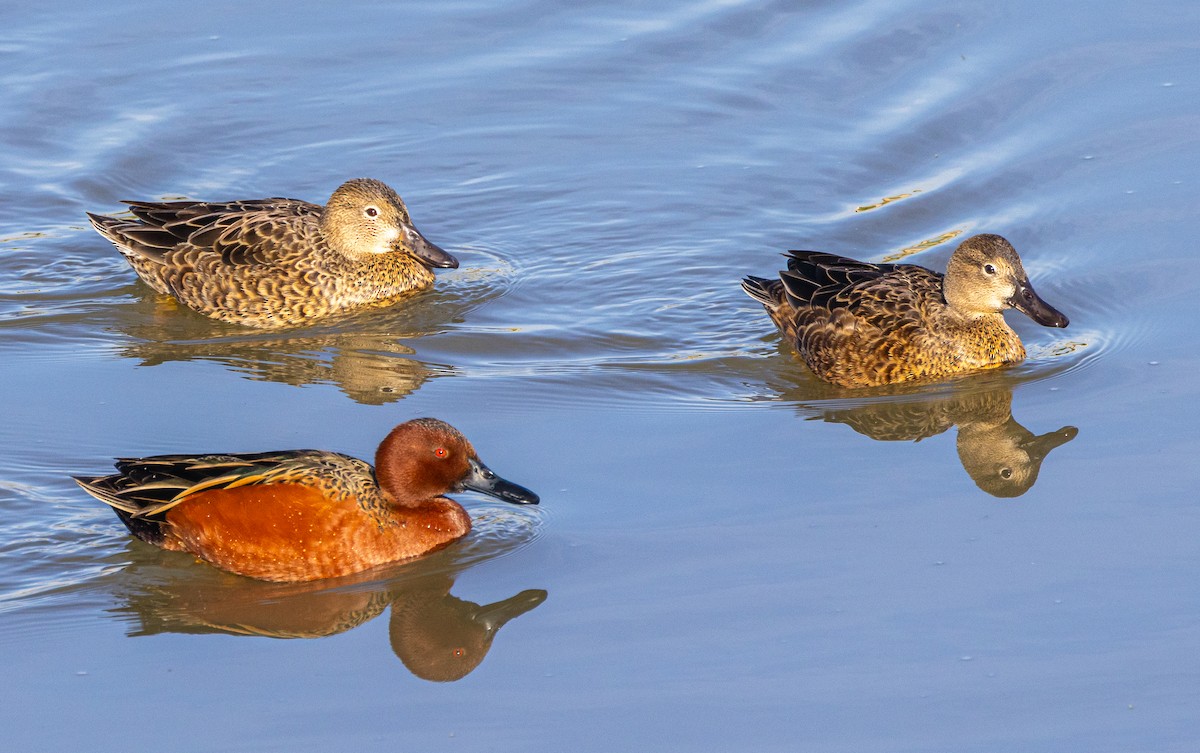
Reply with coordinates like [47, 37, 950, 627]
[87, 178, 457, 328]
[742, 234, 1069, 387]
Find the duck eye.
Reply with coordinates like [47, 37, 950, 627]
[433, 447, 448, 459]
[984, 264, 997, 275]
[364, 206, 380, 218]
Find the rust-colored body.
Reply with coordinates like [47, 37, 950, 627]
[159, 484, 469, 582]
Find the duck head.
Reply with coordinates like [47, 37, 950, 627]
[943, 234, 1068, 328]
[321, 178, 459, 269]
[374, 418, 539, 506]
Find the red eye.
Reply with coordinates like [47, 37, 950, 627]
[433, 447, 448, 458]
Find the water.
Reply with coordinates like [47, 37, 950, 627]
[1, 0, 1198, 750]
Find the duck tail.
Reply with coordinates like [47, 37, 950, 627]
[85, 212, 125, 246]
[85, 212, 170, 265]
[742, 274, 800, 340]
[112, 507, 171, 546]
[73, 475, 170, 546]
[741, 275, 784, 308]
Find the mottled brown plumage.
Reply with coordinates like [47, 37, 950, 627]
[87, 178, 458, 328]
[742, 234, 1069, 387]
[74, 419, 539, 582]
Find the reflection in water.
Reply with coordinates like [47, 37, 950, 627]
[122, 331, 443, 405]
[389, 575, 546, 682]
[104, 543, 545, 682]
[112, 289, 459, 404]
[795, 382, 1077, 497]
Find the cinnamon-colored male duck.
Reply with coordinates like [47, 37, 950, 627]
[74, 419, 538, 582]
[87, 178, 457, 328]
[742, 234, 1069, 387]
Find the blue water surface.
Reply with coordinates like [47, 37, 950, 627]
[1, 1, 1198, 751]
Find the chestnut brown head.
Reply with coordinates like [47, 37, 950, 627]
[374, 419, 538, 506]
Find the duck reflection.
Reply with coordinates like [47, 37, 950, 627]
[792, 381, 1077, 497]
[121, 331, 443, 405]
[105, 543, 545, 682]
[109, 285, 465, 404]
[388, 575, 546, 681]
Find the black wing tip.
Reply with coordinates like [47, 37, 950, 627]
[85, 211, 117, 228]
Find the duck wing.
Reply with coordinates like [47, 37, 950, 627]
[74, 450, 373, 519]
[124, 197, 318, 231]
[88, 198, 321, 266]
[779, 251, 893, 308]
[780, 251, 944, 322]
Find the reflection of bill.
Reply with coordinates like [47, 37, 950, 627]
[390, 576, 546, 682]
[955, 409, 1076, 498]
[105, 548, 546, 683]
[815, 386, 1077, 498]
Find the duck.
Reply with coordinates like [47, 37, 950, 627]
[741, 234, 1069, 387]
[74, 418, 539, 582]
[87, 178, 458, 328]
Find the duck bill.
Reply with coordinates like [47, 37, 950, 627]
[459, 457, 539, 505]
[474, 589, 548, 631]
[1024, 425, 1079, 462]
[402, 224, 459, 269]
[1009, 280, 1069, 328]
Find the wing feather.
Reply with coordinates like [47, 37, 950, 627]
[75, 450, 373, 520]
